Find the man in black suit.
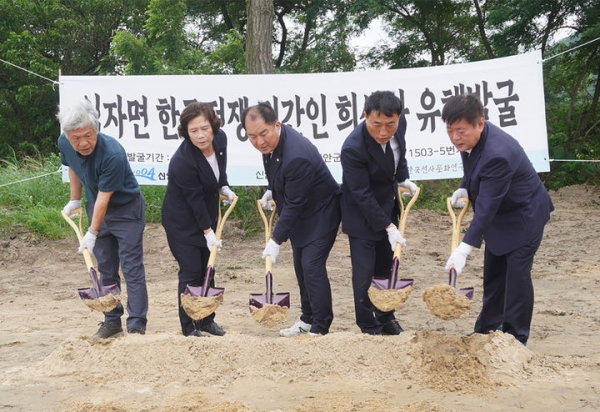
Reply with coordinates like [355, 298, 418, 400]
[340, 91, 418, 335]
[242, 103, 341, 337]
[443, 94, 553, 345]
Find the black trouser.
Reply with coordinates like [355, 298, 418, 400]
[291, 228, 337, 334]
[348, 235, 396, 334]
[474, 229, 545, 344]
[166, 237, 215, 336]
[88, 194, 148, 331]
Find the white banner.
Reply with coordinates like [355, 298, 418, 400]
[59, 50, 549, 185]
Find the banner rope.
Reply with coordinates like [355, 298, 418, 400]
[550, 159, 600, 163]
[542, 36, 600, 63]
[0, 168, 62, 189]
[0, 58, 58, 85]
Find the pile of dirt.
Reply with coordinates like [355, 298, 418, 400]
[24, 329, 549, 397]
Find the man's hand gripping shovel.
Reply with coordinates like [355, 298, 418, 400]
[422, 196, 474, 320]
[61, 209, 121, 312]
[249, 199, 290, 327]
[368, 186, 420, 312]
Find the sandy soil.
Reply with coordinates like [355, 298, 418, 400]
[1, 185, 599, 412]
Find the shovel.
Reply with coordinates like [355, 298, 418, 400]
[61, 209, 121, 312]
[181, 194, 238, 321]
[421, 196, 474, 320]
[447, 196, 474, 299]
[249, 199, 290, 327]
[368, 186, 420, 312]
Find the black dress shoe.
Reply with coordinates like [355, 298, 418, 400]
[382, 319, 403, 335]
[188, 329, 204, 337]
[200, 321, 226, 336]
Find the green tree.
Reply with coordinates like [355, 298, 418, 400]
[273, 0, 357, 73]
[112, 0, 246, 74]
[246, 0, 275, 74]
[353, 0, 481, 68]
[540, 1, 600, 187]
[477, 0, 600, 186]
[0, 0, 148, 158]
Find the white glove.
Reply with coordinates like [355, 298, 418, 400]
[385, 225, 407, 251]
[260, 190, 273, 210]
[78, 231, 97, 255]
[219, 186, 236, 205]
[262, 238, 280, 263]
[451, 188, 469, 208]
[63, 200, 81, 217]
[399, 179, 418, 196]
[204, 229, 223, 251]
[445, 242, 474, 275]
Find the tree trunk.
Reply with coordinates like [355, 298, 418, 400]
[246, 0, 274, 74]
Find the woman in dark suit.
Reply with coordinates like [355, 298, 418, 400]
[161, 102, 235, 337]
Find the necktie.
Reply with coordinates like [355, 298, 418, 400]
[385, 142, 395, 175]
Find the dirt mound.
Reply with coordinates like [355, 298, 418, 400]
[1, 185, 600, 411]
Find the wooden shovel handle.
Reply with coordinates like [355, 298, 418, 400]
[257, 199, 277, 272]
[447, 196, 470, 253]
[61, 208, 95, 273]
[207, 194, 239, 267]
[393, 186, 421, 259]
[397, 186, 420, 235]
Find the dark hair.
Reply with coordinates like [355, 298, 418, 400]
[363, 91, 403, 117]
[241, 102, 278, 129]
[178, 102, 221, 139]
[441, 94, 484, 127]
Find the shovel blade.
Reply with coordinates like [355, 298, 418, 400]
[249, 271, 290, 308]
[449, 268, 474, 300]
[370, 256, 414, 290]
[458, 287, 474, 300]
[183, 265, 224, 297]
[249, 293, 290, 309]
[184, 284, 225, 297]
[78, 267, 121, 300]
[371, 277, 414, 290]
[78, 283, 120, 300]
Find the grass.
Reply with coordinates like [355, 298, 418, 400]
[0, 153, 72, 239]
[0, 154, 460, 240]
[413, 178, 463, 210]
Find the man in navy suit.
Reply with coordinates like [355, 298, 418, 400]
[443, 94, 554, 345]
[242, 103, 341, 337]
[340, 91, 418, 335]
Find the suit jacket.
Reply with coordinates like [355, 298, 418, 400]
[340, 116, 409, 240]
[266, 124, 341, 247]
[161, 130, 229, 247]
[461, 121, 554, 255]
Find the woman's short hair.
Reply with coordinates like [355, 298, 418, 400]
[178, 102, 222, 139]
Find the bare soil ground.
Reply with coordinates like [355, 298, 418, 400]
[1, 185, 599, 411]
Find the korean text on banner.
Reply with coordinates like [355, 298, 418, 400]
[59, 50, 548, 186]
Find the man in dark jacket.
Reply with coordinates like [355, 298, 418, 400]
[340, 91, 418, 335]
[443, 94, 554, 345]
[58, 99, 148, 339]
[242, 103, 341, 336]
